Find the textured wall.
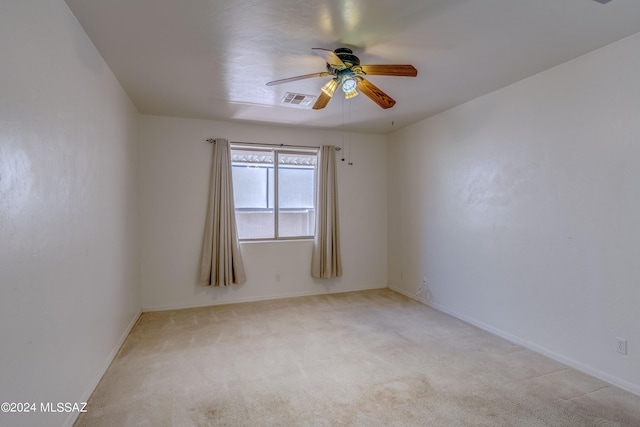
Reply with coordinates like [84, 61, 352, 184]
[0, 1, 141, 426]
[388, 33, 640, 394]
[139, 115, 387, 310]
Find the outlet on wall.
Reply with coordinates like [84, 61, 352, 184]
[616, 337, 627, 355]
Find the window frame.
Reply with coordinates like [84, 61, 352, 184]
[230, 144, 319, 242]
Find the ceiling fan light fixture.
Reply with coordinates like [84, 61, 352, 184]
[344, 89, 358, 99]
[321, 79, 339, 97]
[341, 76, 358, 95]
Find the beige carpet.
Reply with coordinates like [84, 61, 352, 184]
[75, 289, 640, 426]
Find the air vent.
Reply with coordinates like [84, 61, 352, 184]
[281, 92, 316, 107]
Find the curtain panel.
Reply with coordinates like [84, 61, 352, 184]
[311, 145, 342, 279]
[199, 138, 246, 286]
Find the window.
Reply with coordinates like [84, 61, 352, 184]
[231, 145, 318, 240]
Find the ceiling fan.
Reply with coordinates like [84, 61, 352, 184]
[266, 48, 418, 110]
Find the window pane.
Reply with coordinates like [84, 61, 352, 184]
[231, 149, 275, 239]
[279, 167, 315, 208]
[235, 209, 274, 240]
[278, 153, 316, 238]
[232, 166, 268, 208]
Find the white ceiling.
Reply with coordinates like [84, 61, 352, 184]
[64, 0, 640, 134]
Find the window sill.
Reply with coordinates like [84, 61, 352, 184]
[239, 238, 314, 244]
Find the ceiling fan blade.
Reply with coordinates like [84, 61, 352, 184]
[312, 91, 332, 110]
[359, 65, 418, 77]
[312, 48, 347, 69]
[357, 78, 396, 109]
[266, 72, 330, 86]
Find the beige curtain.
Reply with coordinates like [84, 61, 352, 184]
[311, 145, 342, 279]
[200, 138, 246, 286]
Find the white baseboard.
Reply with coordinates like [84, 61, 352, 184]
[63, 310, 142, 427]
[142, 284, 387, 312]
[388, 283, 428, 304]
[387, 284, 640, 397]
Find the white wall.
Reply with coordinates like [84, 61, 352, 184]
[139, 115, 387, 310]
[388, 32, 640, 394]
[0, 1, 141, 426]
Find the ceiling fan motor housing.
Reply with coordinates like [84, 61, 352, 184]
[334, 47, 360, 68]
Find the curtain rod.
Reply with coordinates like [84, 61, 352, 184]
[206, 139, 341, 151]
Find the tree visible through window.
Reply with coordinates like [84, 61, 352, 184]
[230, 146, 317, 240]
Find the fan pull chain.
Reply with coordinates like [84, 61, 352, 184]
[347, 100, 353, 165]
